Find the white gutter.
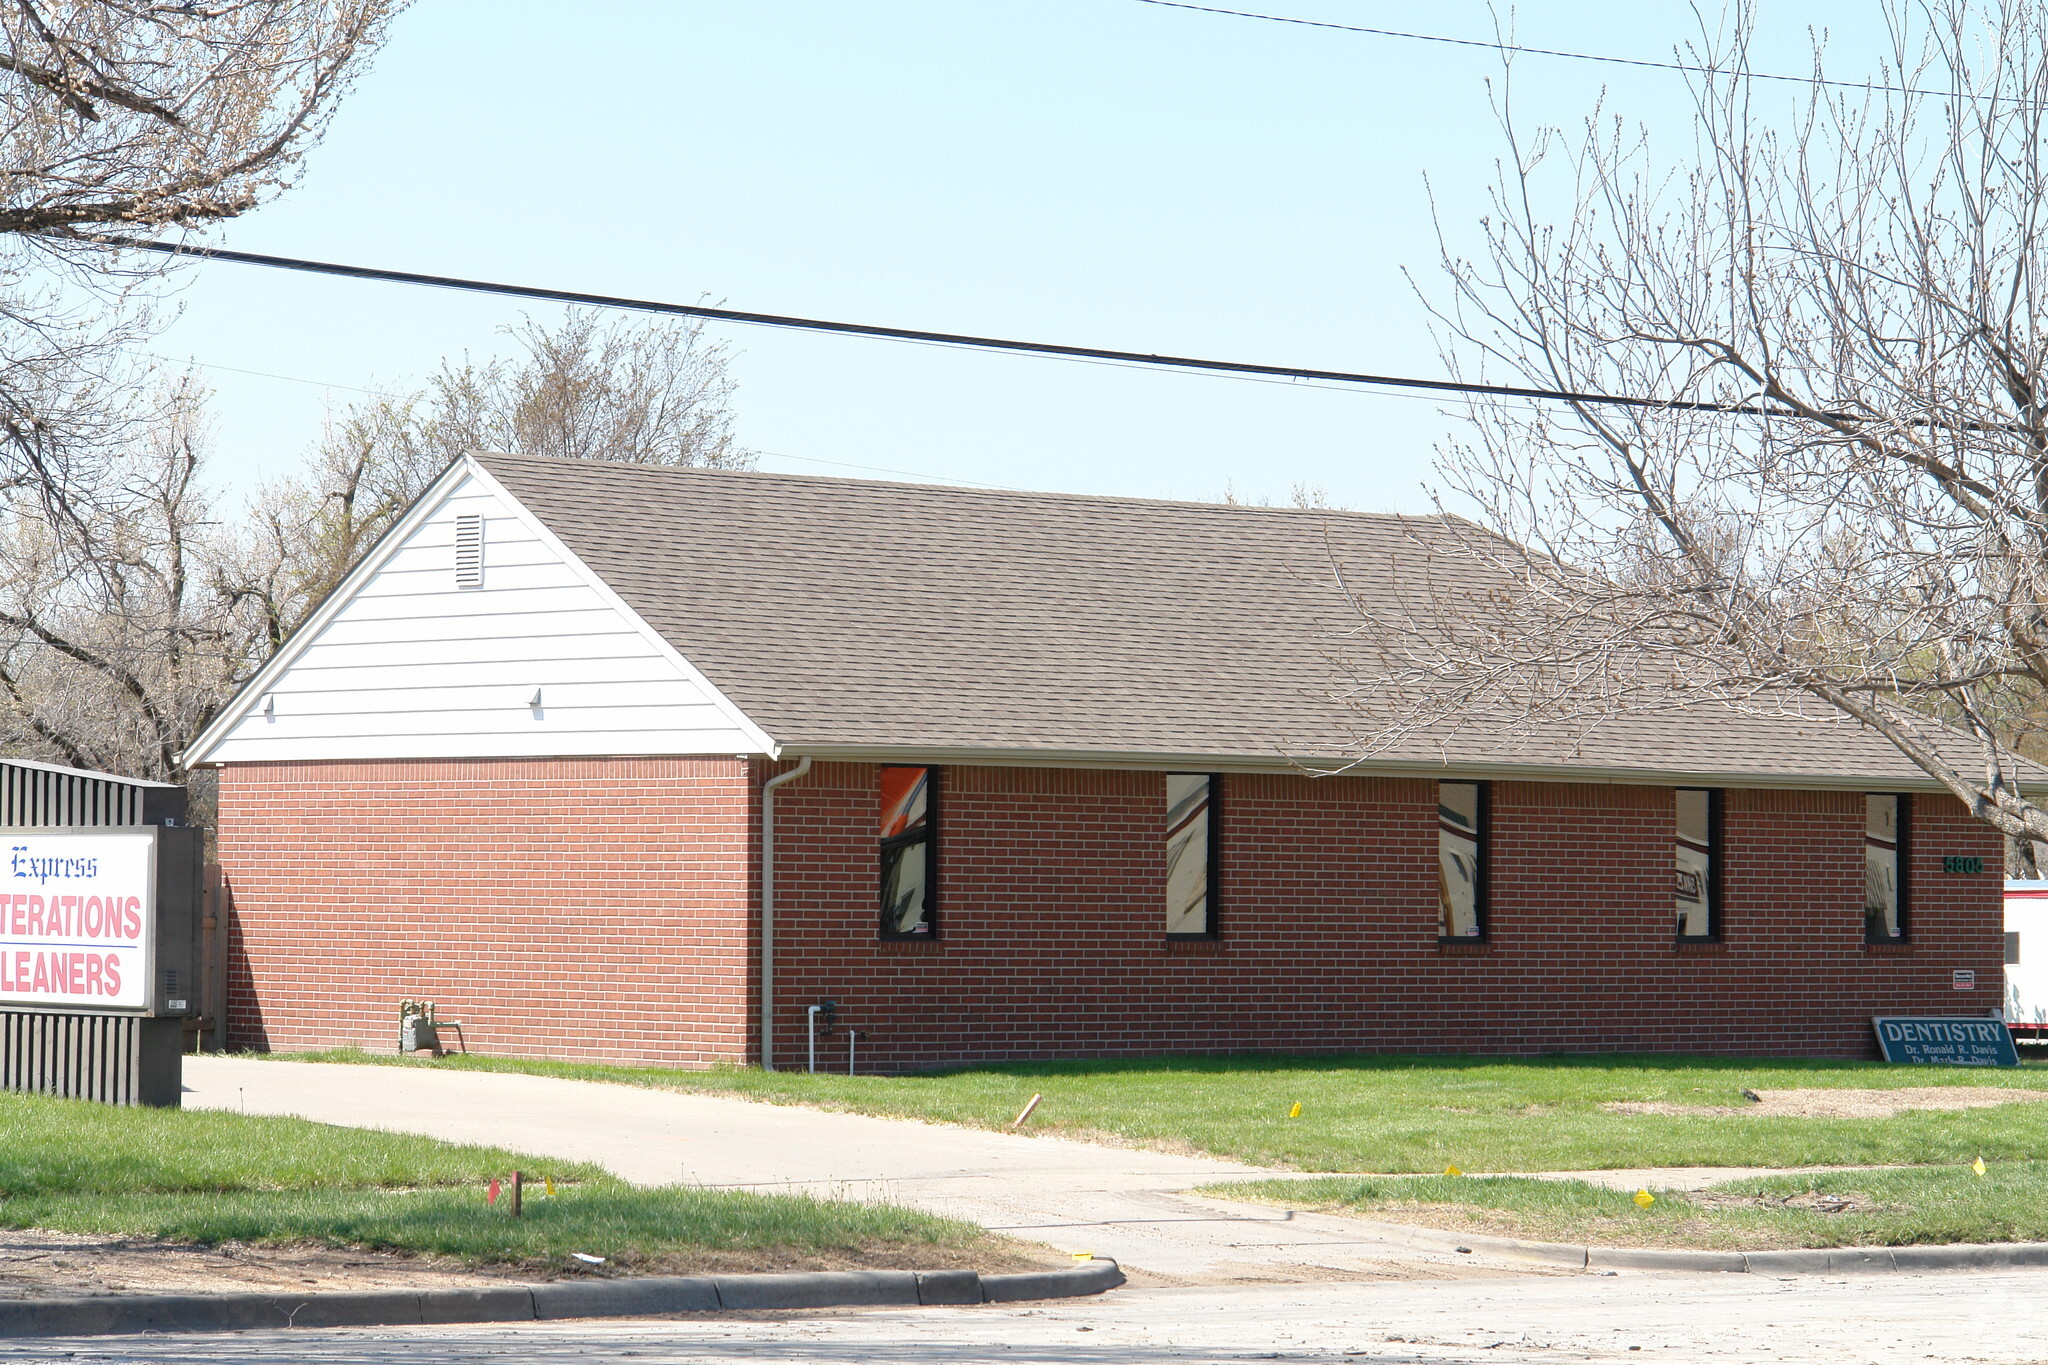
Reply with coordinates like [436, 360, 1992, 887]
[778, 743, 1969, 792]
[758, 755, 813, 1072]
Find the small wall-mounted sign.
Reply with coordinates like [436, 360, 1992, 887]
[1944, 856, 1986, 874]
[1953, 968, 1977, 990]
[1874, 1015, 2017, 1066]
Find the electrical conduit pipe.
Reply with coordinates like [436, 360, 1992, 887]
[758, 755, 812, 1072]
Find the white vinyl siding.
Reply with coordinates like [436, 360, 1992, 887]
[195, 472, 767, 763]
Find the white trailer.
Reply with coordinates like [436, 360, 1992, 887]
[2005, 880, 2048, 1037]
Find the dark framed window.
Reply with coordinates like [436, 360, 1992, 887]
[1165, 773, 1218, 939]
[1438, 780, 1488, 941]
[1675, 788, 1721, 941]
[879, 766, 935, 938]
[1864, 793, 1908, 943]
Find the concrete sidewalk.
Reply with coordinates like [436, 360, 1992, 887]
[180, 1056, 1527, 1284]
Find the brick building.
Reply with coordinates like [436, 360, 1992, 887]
[184, 453, 2005, 1070]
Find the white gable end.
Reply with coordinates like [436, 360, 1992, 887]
[190, 465, 774, 764]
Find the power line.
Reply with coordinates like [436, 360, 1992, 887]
[151, 327, 1549, 415]
[1131, 0, 1962, 101]
[141, 351, 404, 400]
[95, 236, 1809, 421]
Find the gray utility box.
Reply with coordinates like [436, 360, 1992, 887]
[0, 824, 202, 1106]
[147, 824, 202, 1016]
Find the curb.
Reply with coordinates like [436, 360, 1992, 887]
[1238, 1204, 2048, 1277]
[1385, 1222, 2048, 1275]
[0, 1259, 1125, 1339]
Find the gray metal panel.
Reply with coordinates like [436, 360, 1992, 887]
[0, 1010, 181, 1107]
[0, 759, 187, 828]
[0, 762, 149, 827]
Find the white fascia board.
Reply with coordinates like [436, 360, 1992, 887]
[779, 743, 1959, 792]
[182, 457, 478, 768]
[461, 457, 779, 758]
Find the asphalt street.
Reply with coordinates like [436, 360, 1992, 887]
[6, 1271, 2045, 1364]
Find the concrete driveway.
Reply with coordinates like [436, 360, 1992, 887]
[180, 1056, 1525, 1284]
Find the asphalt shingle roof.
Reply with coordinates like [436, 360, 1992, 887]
[477, 452, 1970, 786]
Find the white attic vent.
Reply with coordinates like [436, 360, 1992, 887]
[453, 513, 484, 589]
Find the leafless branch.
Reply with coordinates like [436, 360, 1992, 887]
[1378, 0, 2048, 844]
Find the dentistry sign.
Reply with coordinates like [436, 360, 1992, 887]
[1871, 1015, 2018, 1067]
[1, 829, 159, 1010]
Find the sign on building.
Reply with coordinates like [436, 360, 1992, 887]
[0, 827, 199, 1016]
[1872, 1015, 2018, 1067]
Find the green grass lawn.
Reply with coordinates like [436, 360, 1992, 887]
[279, 1048, 2048, 1173]
[0, 1091, 992, 1271]
[1206, 1164, 2048, 1250]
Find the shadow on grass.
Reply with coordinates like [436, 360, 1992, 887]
[282, 1047, 2030, 1083]
[883, 1051, 1971, 1081]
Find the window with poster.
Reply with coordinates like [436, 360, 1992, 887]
[1675, 788, 1721, 941]
[879, 766, 935, 938]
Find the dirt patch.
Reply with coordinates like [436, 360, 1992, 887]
[1118, 1256, 1570, 1289]
[1306, 1202, 1835, 1252]
[1605, 1086, 2048, 1119]
[0, 1229, 1056, 1301]
[1690, 1190, 1887, 1216]
[0, 1230, 504, 1300]
[1053, 1126, 1268, 1164]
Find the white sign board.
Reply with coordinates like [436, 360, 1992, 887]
[0, 830, 154, 1010]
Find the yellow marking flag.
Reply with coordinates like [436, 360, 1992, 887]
[1444, 1164, 1462, 1177]
[545, 1176, 557, 1198]
[1634, 1189, 1656, 1208]
[1288, 1101, 1302, 1118]
[1973, 1156, 1988, 1177]
[1071, 1251, 1094, 1261]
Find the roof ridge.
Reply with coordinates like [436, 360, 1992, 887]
[468, 450, 1442, 525]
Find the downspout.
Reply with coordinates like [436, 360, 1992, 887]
[758, 755, 812, 1072]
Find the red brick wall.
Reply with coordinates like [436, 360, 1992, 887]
[215, 756, 2006, 1070]
[760, 763, 2005, 1070]
[215, 758, 752, 1064]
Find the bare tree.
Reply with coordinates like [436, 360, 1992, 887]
[0, 1, 401, 785]
[0, 0, 399, 498]
[1376, 0, 2048, 846]
[3, 0, 398, 237]
[231, 310, 754, 643]
[1221, 481, 1343, 510]
[0, 374, 256, 779]
[428, 311, 750, 470]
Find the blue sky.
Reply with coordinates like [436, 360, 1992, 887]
[146, 1, 1882, 510]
